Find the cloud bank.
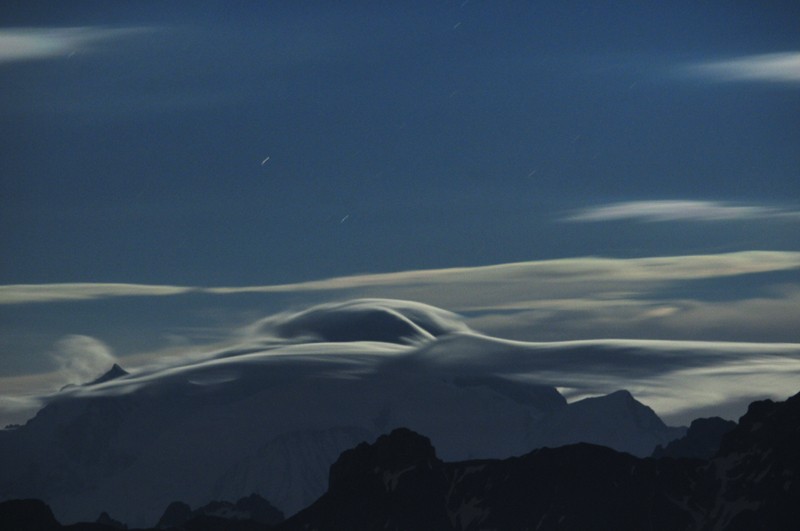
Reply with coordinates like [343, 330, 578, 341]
[563, 200, 800, 223]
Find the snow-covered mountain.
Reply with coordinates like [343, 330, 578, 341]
[526, 389, 686, 456]
[4, 298, 793, 526]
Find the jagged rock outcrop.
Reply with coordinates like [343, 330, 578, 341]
[282, 428, 452, 530]
[157, 502, 192, 529]
[156, 494, 283, 530]
[0, 499, 60, 531]
[96, 511, 127, 529]
[700, 393, 800, 530]
[653, 416, 736, 459]
[278, 428, 697, 531]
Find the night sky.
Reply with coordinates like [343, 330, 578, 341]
[1, 1, 799, 423]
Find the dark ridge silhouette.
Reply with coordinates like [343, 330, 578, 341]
[278, 391, 800, 530]
[653, 416, 737, 459]
[156, 494, 283, 530]
[156, 502, 191, 529]
[278, 429, 697, 531]
[96, 511, 127, 529]
[5, 392, 799, 530]
[0, 499, 60, 531]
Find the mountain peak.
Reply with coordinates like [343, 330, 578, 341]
[330, 428, 439, 492]
[525, 389, 681, 457]
[86, 363, 129, 386]
[652, 417, 736, 459]
[602, 389, 635, 402]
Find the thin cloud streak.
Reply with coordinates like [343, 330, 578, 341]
[0, 283, 193, 304]
[682, 51, 800, 83]
[563, 200, 800, 223]
[0, 26, 154, 64]
[2, 251, 800, 305]
[466, 289, 800, 344]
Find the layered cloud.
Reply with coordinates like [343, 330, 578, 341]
[27, 298, 800, 427]
[2, 294, 800, 429]
[682, 51, 800, 83]
[563, 200, 800, 223]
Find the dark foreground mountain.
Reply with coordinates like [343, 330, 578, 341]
[276, 429, 698, 531]
[3, 389, 798, 530]
[652, 416, 737, 459]
[156, 494, 284, 529]
[0, 494, 284, 531]
[278, 390, 800, 531]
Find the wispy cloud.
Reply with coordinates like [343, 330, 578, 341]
[466, 288, 800, 344]
[681, 52, 800, 83]
[563, 200, 800, 223]
[0, 26, 152, 64]
[51, 335, 118, 385]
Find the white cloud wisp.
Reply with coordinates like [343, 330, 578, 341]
[0, 26, 153, 64]
[50, 335, 119, 386]
[563, 200, 800, 223]
[2, 251, 799, 307]
[683, 52, 800, 83]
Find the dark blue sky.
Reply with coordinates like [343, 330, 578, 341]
[2, 1, 799, 286]
[1, 1, 800, 427]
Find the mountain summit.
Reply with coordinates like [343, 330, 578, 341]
[86, 364, 129, 386]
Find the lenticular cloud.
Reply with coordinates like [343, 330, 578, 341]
[246, 298, 471, 345]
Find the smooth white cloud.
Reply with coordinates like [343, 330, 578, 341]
[0, 26, 152, 64]
[245, 298, 470, 344]
[563, 200, 800, 223]
[684, 52, 800, 83]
